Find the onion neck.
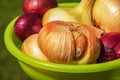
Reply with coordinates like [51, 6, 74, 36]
[74, 0, 95, 25]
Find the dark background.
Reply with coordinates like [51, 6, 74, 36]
[0, 0, 80, 80]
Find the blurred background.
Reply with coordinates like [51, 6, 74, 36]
[0, 0, 79, 80]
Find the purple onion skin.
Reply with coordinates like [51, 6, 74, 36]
[14, 13, 42, 41]
[97, 32, 120, 63]
[22, 0, 58, 17]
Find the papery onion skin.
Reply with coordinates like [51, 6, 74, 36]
[67, 22, 101, 64]
[93, 0, 120, 33]
[38, 21, 101, 64]
[22, 0, 58, 16]
[38, 21, 75, 64]
[14, 13, 42, 41]
[21, 34, 49, 61]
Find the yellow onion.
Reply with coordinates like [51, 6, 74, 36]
[38, 21, 101, 64]
[93, 0, 120, 33]
[42, 0, 94, 26]
[21, 34, 49, 61]
[42, 0, 104, 38]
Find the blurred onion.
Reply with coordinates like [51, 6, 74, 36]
[14, 13, 42, 41]
[21, 34, 49, 61]
[22, 0, 58, 16]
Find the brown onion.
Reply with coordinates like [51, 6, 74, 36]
[38, 21, 101, 64]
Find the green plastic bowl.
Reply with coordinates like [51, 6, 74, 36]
[4, 3, 120, 80]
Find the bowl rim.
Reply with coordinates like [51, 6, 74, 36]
[4, 3, 120, 73]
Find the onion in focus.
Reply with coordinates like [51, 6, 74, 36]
[38, 21, 101, 64]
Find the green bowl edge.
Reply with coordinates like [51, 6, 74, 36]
[4, 3, 120, 73]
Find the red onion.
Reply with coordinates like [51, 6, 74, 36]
[97, 32, 120, 62]
[22, 0, 58, 17]
[14, 13, 42, 41]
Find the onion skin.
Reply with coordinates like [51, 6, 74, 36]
[68, 23, 101, 64]
[22, 0, 58, 16]
[38, 21, 101, 64]
[42, 8, 79, 25]
[38, 21, 75, 64]
[21, 34, 49, 61]
[93, 0, 120, 33]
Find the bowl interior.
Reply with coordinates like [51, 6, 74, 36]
[4, 2, 120, 73]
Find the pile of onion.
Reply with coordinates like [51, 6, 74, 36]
[14, 0, 58, 41]
[16, 0, 120, 64]
[42, 0, 120, 33]
[92, 0, 120, 62]
[21, 21, 101, 64]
